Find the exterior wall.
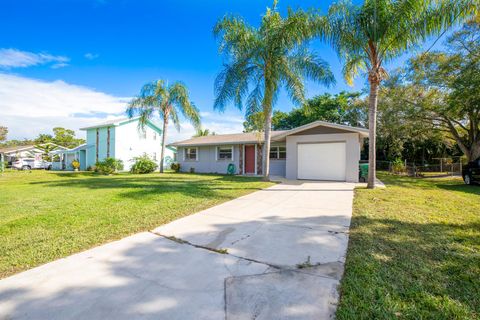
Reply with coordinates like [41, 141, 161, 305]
[177, 145, 240, 174]
[256, 144, 263, 175]
[285, 133, 361, 182]
[114, 121, 162, 171]
[85, 129, 97, 168]
[79, 150, 87, 170]
[176, 143, 288, 177]
[269, 159, 286, 176]
[85, 127, 115, 169]
[269, 143, 286, 177]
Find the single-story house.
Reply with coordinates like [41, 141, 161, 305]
[170, 120, 368, 182]
[0, 143, 67, 167]
[51, 144, 88, 171]
[53, 117, 176, 171]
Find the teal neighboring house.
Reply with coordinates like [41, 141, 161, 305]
[53, 117, 176, 171]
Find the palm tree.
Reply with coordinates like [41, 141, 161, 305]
[214, 1, 335, 180]
[127, 80, 201, 173]
[314, 0, 477, 188]
[193, 128, 215, 137]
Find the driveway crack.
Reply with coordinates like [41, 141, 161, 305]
[149, 231, 282, 270]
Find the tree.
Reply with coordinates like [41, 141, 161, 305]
[404, 20, 480, 161]
[0, 126, 7, 142]
[193, 128, 215, 137]
[34, 134, 53, 144]
[376, 78, 453, 162]
[34, 127, 84, 149]
[214, 2, 334, 180]
[35, 143, 60, 161]
[127, 80, 201, 173]
[315, 0, 477, 188]
[243, 92, 367, 131]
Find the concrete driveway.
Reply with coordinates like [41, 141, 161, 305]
[0, 180, 355, 320]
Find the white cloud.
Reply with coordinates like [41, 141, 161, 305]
[84, 53, 99, 60]
[0, 73, 128, 139]
[0, 49, 69, 69]
[0, 73, 245, 141]
[167, 119, 244, 143]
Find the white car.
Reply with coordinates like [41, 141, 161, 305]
[12, 158, 52, 170]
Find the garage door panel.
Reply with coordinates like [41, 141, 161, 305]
[297, 142, 346, 181]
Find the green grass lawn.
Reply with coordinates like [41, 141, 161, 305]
[337, 173, 480, 320]
[0, 170, 273, 278]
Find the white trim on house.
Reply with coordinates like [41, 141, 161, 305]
[184, 147, 198, 162]
[269, 145, 287, 160]
[274, 120, 369, 140]
[216, 145, 234, 162]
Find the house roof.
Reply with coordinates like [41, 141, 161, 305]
[273, 120, 369, 140]
[79, 116, 162, 133]
[170, 120, 368, 147]
[0, 145, 36, 154]
[170, 131, 289, 147]
[51, 144, 87, 154]
[0, 143, 68, 155]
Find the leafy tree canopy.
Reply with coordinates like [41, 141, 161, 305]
[393, 20, 480, 161]
[34, 127, 85, 149]
[243, 92, 367, 132]
[0, 126, 7, 142]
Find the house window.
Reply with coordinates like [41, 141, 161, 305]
[217, 146, 233, 161]
[140, 131, 147, 139]
[270, 146, 286, 159]
[153, 133, 157, 140]
[184, 148, 198, 161]
[153, 152, 157, 161]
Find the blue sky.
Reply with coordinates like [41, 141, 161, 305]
[0, 0, 449, 141]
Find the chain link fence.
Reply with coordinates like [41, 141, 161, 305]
[362, 158, 463, 177]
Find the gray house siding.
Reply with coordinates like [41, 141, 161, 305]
[269, 160, 286, 176]
[178, 145, 241, 174]
[177, 143, 288, 177]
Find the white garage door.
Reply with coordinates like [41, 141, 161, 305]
[297, 142, 346, 181]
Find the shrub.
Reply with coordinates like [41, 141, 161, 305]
[130, 154, 158, 174]
[170, 162, 180, 172]
[95, 158, 124, 175]
[391, 158, 406, 174]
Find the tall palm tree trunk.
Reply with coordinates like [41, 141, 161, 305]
[262, 111, 272, 181]
[367, 80, 379, 189]
[160, 117, 168, 173]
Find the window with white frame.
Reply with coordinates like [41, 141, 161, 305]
[153, 152, 157, 161]
[184, 147, 198, 161]
[217, 146, 233, 160]
[140, 130, 147, 139]
[153, 132, 157, 140]
[269, 146, 286, 159]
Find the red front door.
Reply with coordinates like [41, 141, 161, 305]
[245, 145, 255, 174]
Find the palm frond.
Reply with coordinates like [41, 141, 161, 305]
[213, 59, 257, 112]
[170, 82, 201, 131]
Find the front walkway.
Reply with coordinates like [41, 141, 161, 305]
[0, 180, 355, 320]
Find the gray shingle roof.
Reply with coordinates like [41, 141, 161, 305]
[169, 120, 369, 147]
[170, 131, 289, 147]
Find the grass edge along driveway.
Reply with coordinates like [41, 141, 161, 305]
[336, 173, 480, 320]
[0, 171, 273, 278]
